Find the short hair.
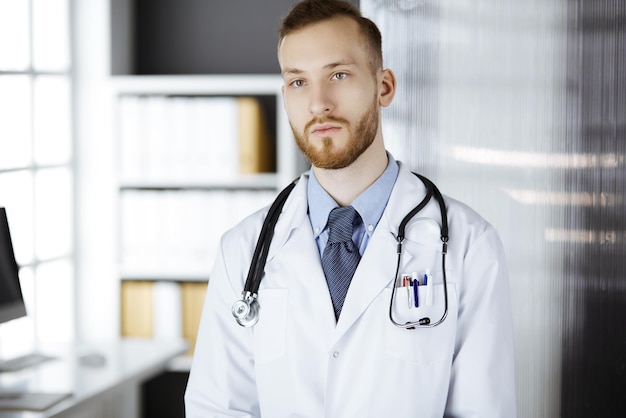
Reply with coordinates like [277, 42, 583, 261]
[278, 0, 383, 71]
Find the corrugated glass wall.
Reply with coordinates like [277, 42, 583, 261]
[361, 0, 625, 416]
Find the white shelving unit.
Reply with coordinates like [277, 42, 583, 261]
[110, 74, 305, 282]
[111, 74, 301, 189]
[109, 75, 307, 362]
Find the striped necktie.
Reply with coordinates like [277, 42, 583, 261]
[321, 206, 361, 320]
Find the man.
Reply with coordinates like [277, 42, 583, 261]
[185, 1, 516, 416]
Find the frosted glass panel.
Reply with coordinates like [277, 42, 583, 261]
[0, 75, 32, 169]
[33, 75, 72, 165]
[361, 0, 625, 416]
[0, 0, 30, 70]
[32, 0, 70, 71]
[34, 168, 72, 260]
[0, 171, 34, 265]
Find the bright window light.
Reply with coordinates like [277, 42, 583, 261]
[0, 267, 35, 359]
[34, 76, 72, 165]
[0, 75, 32, 170]
[0, 171, 34, 266]
[35, 168, 73, 260]
[0, 0, 30, 70]
[0, 0, 73, 349]
[32, 0, 70, 71]
[34, 260, 74, 342]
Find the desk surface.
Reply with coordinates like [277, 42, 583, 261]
[0, 338, 187, 418]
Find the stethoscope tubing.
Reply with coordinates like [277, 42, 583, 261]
[234, 172, 449, 329]
[232, 180, 296, 327]
[243, 180, 297, 296]
[388, 174, 449, 329]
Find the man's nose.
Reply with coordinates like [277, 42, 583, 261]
[309, 84, 335, 116]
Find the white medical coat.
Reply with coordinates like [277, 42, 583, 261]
[185, 163, 517, 417]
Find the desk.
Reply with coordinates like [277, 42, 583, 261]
[0, 338, 187, 418]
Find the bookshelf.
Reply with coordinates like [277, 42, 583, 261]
[110, 75, 306, 359]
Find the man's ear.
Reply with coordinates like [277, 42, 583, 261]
[378, 69, 396, 107]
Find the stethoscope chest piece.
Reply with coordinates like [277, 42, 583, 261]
[232, 293, 260, 327]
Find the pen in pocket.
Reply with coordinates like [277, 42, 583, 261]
[424, 269, 433, 306]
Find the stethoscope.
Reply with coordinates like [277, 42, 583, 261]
[232, 172, 449, 329]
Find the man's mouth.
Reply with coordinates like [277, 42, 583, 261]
[311, 124, 342, 136]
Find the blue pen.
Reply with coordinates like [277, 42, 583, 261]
[424, 269, 433, 306]
[413, 279, 419, 307]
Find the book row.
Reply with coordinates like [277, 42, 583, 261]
[120, 189, 276, 277]
[120, 280, 207, 356]
[117, 95, 275, 182]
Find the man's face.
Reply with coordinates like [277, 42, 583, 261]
[278, 16, 381, 169]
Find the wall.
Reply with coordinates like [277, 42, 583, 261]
[114, 0, 359, 75]
[361, 0, 625, 416]
[74, 0, 119, 341]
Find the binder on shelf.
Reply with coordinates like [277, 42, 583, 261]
[120, 280, 154, 338]
[181, 282, 208, 356]
[119, 189, 275, 278]
[118, 94, 277, 183]
[120, 279, 208, 357]
[194, 97, 240, 180]
[238, 97, 275, 174]
[152, 281, 183, 340]
[118, 95, 142, 180]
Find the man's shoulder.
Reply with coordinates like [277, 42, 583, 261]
[444, 194, 490, 226]
[222, 205, 268, 244]
[221, 173, 309, 246]
[394, 165, 493, 232]
[442, 193, 505, 257]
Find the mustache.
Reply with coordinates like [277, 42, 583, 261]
[304, 116, 350, 132]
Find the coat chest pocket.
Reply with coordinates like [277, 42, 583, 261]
[383, 276, 457, 366]
[252, 288, 288, 365]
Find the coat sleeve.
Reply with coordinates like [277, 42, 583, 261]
[184, 234, 260, 418]
[444, 226, 517, 418]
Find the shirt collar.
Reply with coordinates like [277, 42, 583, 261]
[308, 152, 399, 238]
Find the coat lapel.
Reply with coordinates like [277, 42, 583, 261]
[264, 174, 338, 333]
[333, 220, 397, 338]
[263, 166, 437, 343]
[333, 164, 431, 341]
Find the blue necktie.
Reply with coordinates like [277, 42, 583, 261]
[321, 206, 361, 320]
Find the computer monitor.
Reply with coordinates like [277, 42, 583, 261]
[0, 207, 27, 325]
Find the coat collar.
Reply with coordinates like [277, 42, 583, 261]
[264, 164, 441, 341]
[266, 172, 311, 261]
[265, 163, 431, 262]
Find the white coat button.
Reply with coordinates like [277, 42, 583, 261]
[333, 351, 340, 358]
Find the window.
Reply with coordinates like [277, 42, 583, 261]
[0, 0, 73, 351]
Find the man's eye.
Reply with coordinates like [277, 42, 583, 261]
[333, 73, 347, 80]
[291, 80, 304, 87]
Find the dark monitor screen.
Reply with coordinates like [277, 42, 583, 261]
[0, 207, 27, 325]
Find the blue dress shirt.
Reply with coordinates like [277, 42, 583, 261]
[307, 153, 399, 257]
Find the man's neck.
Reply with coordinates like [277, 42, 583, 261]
[312, 141, 388, 206]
